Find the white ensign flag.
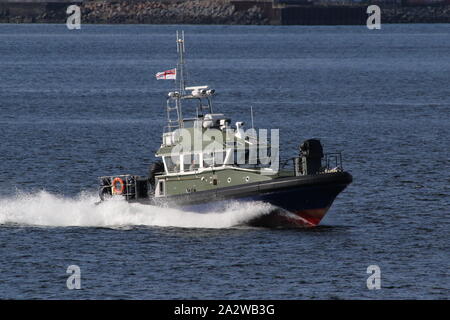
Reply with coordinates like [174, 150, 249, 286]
[156, 68, 176, 80]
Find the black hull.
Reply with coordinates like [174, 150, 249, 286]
[136, 172, 352, 227]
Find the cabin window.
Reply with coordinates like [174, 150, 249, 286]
[224, 149, 233, 165]
[183, 154, 190, 172]
[193, 154, 200, 170]
[157, 180, 165, 196]
[164, 156, 180, 173]
[214, 152, 225, 166]
[231, 148, 272, 168]
[183, 154, 200, 172]
[183, 119, 196, 128]
[234, 149, 247, 165]
[203, 152, 226, 168]
[203, 152, 214, 168]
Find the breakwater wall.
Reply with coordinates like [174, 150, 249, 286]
[0, 0, 449, 25]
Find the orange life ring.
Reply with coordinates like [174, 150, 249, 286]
[112, 177, 125, 195]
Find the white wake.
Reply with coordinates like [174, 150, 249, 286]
[0, 191, 273, 229]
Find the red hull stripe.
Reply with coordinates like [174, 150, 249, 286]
[292, 207, 330, 226]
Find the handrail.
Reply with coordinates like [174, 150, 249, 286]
[280, 152, 344, 174]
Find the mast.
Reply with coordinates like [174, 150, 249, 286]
[165, 31, 215, 139]
[176, 30, 186, 127]
[176, 30, 186, 96]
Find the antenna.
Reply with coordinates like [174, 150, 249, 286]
[250, 105, 254, 129]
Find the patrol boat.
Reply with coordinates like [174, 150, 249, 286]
[98, 32, 352, 227]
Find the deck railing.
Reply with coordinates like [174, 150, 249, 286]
[280, 152, 344, 175]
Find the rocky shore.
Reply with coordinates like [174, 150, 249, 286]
[382, 5, 450, 23]
[81, 0, 269, 25]
[0, 0, 449, 25]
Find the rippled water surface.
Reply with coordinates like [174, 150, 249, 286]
[0, 24, 449, 299]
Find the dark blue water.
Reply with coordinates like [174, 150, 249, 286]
[0, 24, 449, 299]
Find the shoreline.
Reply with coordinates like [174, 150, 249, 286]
[0, 1, 449, 25]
